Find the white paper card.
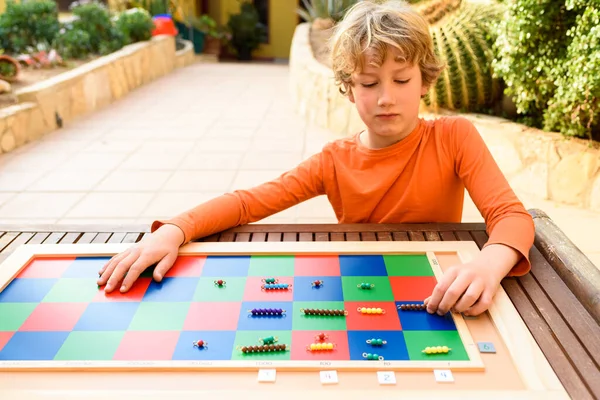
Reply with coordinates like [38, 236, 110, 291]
[377, 371, 396, 385]
[434, 369, 454, 382]
[257, 369, 276, 382]
[320, 370, 338, 384]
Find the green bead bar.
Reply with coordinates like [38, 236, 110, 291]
[358, 282, 374, 290]
[261, 336, 276, 344]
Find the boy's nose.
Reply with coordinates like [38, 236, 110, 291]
[377, 84, 396, 107]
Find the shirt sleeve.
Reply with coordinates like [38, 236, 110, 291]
[151, 152, 326, 243]
[450, 117, 535, 276]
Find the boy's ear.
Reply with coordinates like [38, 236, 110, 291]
[420, 84, 429, 97]
[348, 88, 355, 103]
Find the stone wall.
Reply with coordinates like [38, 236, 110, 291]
[289, 22, 600, 212]
[0, 35, 189, 155]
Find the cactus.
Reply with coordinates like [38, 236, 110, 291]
[418, 1, 503, 112]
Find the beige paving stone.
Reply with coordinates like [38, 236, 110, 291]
[54, 152, 129, 171]
[163, 170, 236, 192]
[1, 151, 70, 172]
[64, 192, 154, 218]
[0, 171, 46, 191]
[0, 192, 85, 218]
[95, 170, 172, 192]
[230, 170, 285, 191]
[250, 137, 305, 152]
[81, 139, 143, 153]
[0, 192, 17, 207]
[179, 152, 243, 170]
[27, 170, 108, 192]
[193, 138, 252, 153]
[119, 151, 185, 170]
[57, 218, 139, 225]
[140, 192, 224, 218]
[240, 152, 303, 170]
[296, 196, 337, 220]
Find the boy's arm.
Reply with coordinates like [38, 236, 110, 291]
[150, 152, 327, 243]
[451, 117, 535, 276]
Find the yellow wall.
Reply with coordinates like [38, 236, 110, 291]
[0, 0, 5, 14]
[218, 0, 300, 60]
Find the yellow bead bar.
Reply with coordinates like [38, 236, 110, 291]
[307, 342, 335, 351]
[422, 346, 451, 354]
[357, 307, 385, 314]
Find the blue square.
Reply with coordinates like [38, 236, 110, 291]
[339, 255, 387, 276]
[347, 330, 409, 361]
[73, 302, 140, 331]
[237, 301, 292, 331]
[0, 331, 70, 360]
[293, 276, 343, 301]
[63, 257, 111, 278]
[142, 277, 199, 302]
[172, 330, 237, 360]
[201, 256, 250, 277]
[396, 301, 456, 330]
[0, 278, 56, 302]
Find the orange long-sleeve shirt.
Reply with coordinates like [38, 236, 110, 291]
[152, 116, 534, 276]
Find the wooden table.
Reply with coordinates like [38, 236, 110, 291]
[0, 208, 598, 399]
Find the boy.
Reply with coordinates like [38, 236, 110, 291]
[98, 0, 534, 317]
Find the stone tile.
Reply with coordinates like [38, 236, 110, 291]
[56, 218, 139, 225]
[0, 152, 70, 172]
[81, 139, 143, 153]
[0, 171, 46, 191]
[203, 127, 257, 139]
[192, 138, 252, 153]
[240, 152, 302, 170]
[141, 192, 224, 217]
[296, 196, 336, 219]
[95, 170, 172, 192]
[0, 192, 17, 207]
[179, 152, 243, 170]
[0, 192, 85, 218]
[137, 140, 196, 153]
[64, 192, 154, 218]
[53, 152, 129, 171]
[250, 137, 305, 152]
[230, 170, 284, 190]
[163, 170, 236, 192]
[119, 151, 185, 170]
[27, 170, 108, 192]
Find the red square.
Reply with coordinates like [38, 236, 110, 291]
[0, 331, 15, 351]
[183, 302, 241, 330]
[19, 303, 88, 331]
[294, 255, 340, 276]
[390, 276, 437, 301]
[165, 256, 205, 277]
[242, 276, 294, 301]
[113, 331, 179, 360]
[344, 301, 401, 331]
[94, 278, 151, 302]
[291, 330, 350, 360]
[16, 257, 75, 278]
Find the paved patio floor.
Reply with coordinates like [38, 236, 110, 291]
[0, 61, 598, 268]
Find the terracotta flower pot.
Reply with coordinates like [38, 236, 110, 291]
[203, 36, 221, 56]
[0, 55, 20, 83]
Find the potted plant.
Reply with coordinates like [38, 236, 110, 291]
[188, 15, 229, 56]
[226, 1, 267, 61]
[0, 52, 20, 82]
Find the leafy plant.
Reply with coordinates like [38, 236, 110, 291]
[70, 0, 126, 55]
[226, 1, 267, 60]
[296, 0, 359, 22]
[115, 8, 155, 43]
[53, 25, 93, 59]
[493, 0, 600, 140]
[0, 0, 60, 54]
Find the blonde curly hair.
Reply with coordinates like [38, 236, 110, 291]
[330, 0, 445, 95]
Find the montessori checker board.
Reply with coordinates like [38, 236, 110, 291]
[0, 247, 481, 370]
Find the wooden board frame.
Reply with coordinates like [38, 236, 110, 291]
[0, 240, 563, 388]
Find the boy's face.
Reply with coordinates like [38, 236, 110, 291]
[349, 46, 428, 147]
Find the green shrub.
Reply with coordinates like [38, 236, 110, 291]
[0, 0, 60, 54]
[493, 0, 600, 140]
[297, 0, 359, 22]
[53, 25, 93, 59]
[115, 8, 155, 44]
[70, 0, 126, 55]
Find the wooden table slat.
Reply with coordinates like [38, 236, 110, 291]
[376, 232, 392, 241]
[283, 232, 297, 242]
[219, 232, 235, 242]
[107, 232, 127, 244]
[28, 232, 51, 245]
[267, 232, 282, 242]
[502, 279, 594, 400]
[424, 231, 441, 241]
[0, 232, 19, 254]
[346, 232, 360, 241]
[225, 223, 486, 233]
[92, 233, 112, 244]
[455, 231, 473, 241]
[78, 232, 98, 244]
[408, 231, 425, 241]
[122, 233, 141, 244]
[60, 232, 82, 244]
[330, 232, 345, 241]
[44, 232, 66, 244]
[315, 232, 329, 242]
[0, 232, 34, 263]
[251, 232, 266, 242]
[299, 232, 313, 242]
[392, 231, 409, 241]
[235, 232, 251, 242]
[203, 234, 220, 242]
[361, 231, 377, 241]
[440, 231, 456, 241]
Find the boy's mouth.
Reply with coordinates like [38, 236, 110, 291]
[376, 113, 399, 119]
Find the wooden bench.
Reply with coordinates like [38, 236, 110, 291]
[0, 208, 598, 399]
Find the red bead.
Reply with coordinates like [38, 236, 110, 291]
[197, 340, 204, 346]
[217, 280, 223, 285]
[318, 333, 326, 340]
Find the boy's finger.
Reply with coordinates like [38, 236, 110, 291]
[119, 255, 156, 293]
[105, 251, 139, 293]
[153, 252, 178, 282]
[436, 274, 471, 315]
[465, 289, 494, 316]
[97, 250, 130, 285]
[426, 268, 458, 313]
[453, 280, 483, 313]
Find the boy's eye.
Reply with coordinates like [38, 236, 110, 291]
[395, 79, 410, 84]
[361, 83, 376, 87]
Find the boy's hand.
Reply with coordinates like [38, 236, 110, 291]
[97, 224, 185, 293]
[424, 244, 520, 316]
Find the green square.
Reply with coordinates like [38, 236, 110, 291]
[128, 302, 190, 331]
[42, 279, 99, 302]
[341, 276, 394, 301]
[248, 255, 295, 277]
[403, 330, 469, 361]
[231, 330, 292, 360]
[193, 277, 246, 302]
[292, 301, 347, 331]
[0, 303, 37, 331]
[384, 255, 434, 276]
[54, 331, 124, 360]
